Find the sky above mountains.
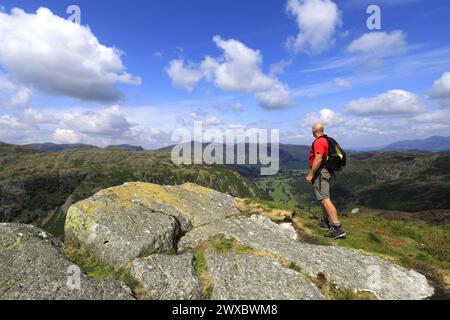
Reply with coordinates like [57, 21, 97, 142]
[1, 0, 450, 149]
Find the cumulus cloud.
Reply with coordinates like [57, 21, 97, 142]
[414, 109, 450, 124]
[343, 90, 426, 116]
[0, 75, 32, 107]
[0, 8, 140, 102]
[348, 31, 407, 57]
[0, 114, 36, 142]
[52, 128, 80, 144]
[286, 0, 342, 55]
[205, 36, 292, 109]
[60, 106, 134, 137]
[166, 36, 293, 109]
[302, 108, 345, 128]
[165, 59, 203, 91]
[23, 108, 57, 124]
[177, 109, 223, 127]
[429, 72, 450, 108]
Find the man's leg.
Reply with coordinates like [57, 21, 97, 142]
[318, 203, 331, 230]
[322, 198, 346, 239]
[321, 199, 339, 224]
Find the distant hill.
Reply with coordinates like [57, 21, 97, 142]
[158, 142, 310, 172]
[23, 143, 145, 152]
[290, 150, 450, 212]
[382, 136, 450, 152]
[24, 143, 98, 152]
[106, 144, 144, 151]
[0, 142, 260, 237]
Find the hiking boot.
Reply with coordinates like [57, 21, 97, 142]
[318, 218, 331, 231]
[325, 226, 347, 239]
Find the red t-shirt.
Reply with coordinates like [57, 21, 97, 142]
[309, 137, 329, 168]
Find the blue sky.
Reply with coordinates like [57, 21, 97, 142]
[1, 0, 450, 148]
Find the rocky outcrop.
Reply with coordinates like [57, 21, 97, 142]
[130, 253, 203, 300]
[62, 182, 435, 300]
[65, 182, 238, 267]
[205, 252, 325, 300]
[0, 224, 134, 300]
[180, 215, 434, 300]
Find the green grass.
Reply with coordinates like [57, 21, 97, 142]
[256, 177, 299, 208]
[241, 197, 450, 298]
[191, 234, 256, 298]
[65, 247, 139, 291]
[294, 210, 450, 298]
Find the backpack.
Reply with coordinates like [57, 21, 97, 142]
[313, 135, 347, 172]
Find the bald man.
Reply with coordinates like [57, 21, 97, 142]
[306, 123, 346, 239]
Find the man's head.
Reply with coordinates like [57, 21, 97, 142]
[312, 122, 325, 138]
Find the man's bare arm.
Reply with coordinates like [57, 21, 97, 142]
[306, 153, 323, 184]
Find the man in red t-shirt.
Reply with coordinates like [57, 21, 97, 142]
[306, 123, 346, 239]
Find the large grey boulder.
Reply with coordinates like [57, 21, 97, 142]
[130, 253, 203, 300]
[205, 252, 325, 300]
[180, 215, 434, 300]
[63, 182, 435, 300]
[0, 224, 134, 300]
[65, 182, 238, 268]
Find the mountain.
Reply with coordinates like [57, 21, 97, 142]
[23, 142, 98, 152]
[106, 144, 145, 151]
[158, 142, 310, 173]
[382, 136, 450, 152]
[0, 142, 260, 237]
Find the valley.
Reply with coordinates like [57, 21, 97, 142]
[1, 140, 449, 298]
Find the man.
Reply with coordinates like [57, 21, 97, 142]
[306, 122, 346, 239]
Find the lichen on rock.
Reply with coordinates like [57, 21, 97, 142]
[0, 224, 134, 300]
[55, 182, 437, 300]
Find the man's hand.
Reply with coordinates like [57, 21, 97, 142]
[306, 173, 314, 184]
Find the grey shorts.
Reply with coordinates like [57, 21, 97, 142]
[312, 168, 332, 201]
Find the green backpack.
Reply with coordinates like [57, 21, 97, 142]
[313, 135, 347, 172]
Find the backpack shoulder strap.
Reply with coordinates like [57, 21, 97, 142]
[312, 135, 328, 153]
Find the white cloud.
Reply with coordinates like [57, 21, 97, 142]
[343, 90, 426, 116]
[206, 36, 292, 109]
[334, 78, 352, 90]
[430, 72, 450, 98]
[270, 59, 293, 76]
[286, 0, 342, 55]
[60, 106, 133, 136]
[0, 75, 32, 107]
[9, 87, 32, 106]
[414, 109, 450, 124]
[165, 59, 203, 92]
[0, 114, 36, 142]
[201, 116, 223, 127]
[178, 109, 223, 127]
[429, 72, 450, 108]
[23, 108, 57, 124]
[302, 108, 345, 128]
[229, 103, 244, 112]
[0, 8, 140, 102]
[166, 36, 292, 109]
[348, 31, 407, 57]
[52, 128, 80, 144]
